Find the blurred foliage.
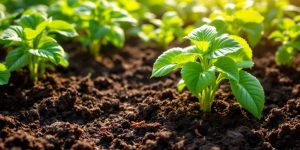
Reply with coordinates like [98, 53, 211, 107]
[0, 0, 300, 49]
[269, 16, 300, 66]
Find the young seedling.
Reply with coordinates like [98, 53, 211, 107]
[0, 63, 10, 85]
[269, 16, 300, 66]
[139, 11, 184, 48]
[0, 10, 77, 81]
[202, 3, 264, 46]
[152, 25, 265, 119]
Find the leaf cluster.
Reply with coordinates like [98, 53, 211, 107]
[0, 10, 77, 82]
[152, 25, 265, 118]
[201, 3, 264, 46]
[139, 11, 184, 48]
[49, 0, 137, 56]
[269, 16, 300, 66]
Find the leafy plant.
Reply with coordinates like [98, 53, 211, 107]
[139, 11, 184, 48]
[269, 16, 300, 66]
[151, 25, 265, 118]
[201, 3, 264, 46]
[75, 0, 136, 57]
[0, 11, 77, 81]
[0, 63, 10, 85]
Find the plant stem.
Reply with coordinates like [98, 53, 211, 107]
[29, 56, 39, 82]
[89, 40, 101, 57]
[198, 73, 226, 112]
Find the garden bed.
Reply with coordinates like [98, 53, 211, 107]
[0, 40, 299, 150]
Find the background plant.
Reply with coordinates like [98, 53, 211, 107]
[139, 11, 184, 48]
[269, 16, 300, 66]
[0, 10, 77, 81]
[199, 2, 264, 47]
[152, 25, 265, 118]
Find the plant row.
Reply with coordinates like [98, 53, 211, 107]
[0, 0, 299, 119]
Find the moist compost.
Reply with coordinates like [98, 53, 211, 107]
[0, 40, 299, 150]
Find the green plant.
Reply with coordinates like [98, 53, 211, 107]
[75, 0, 136, 57]
[269, 16, 300, 66]
[139, 11, 184, 48]
[201, 3, 264, 46]
[0, 63, 10, 85]
[0, 11, 77, 81]
[151, 25, 265, 118]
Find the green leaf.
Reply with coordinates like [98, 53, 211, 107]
[108, 26, 125, 48]
[227, 35, 253, 68]
[230, 70, 265, 119]
[293, 41, 300, 50]
[275, 46, 295, 66]
[89, 20, 110, 39]
[24, 21, 48, 40]
[0, 63, 10, 85]
[214, 57, 239, 81]
[183, 45, 202, 55]
[241, 23, 263, 46]
[177, 79, 186, 92]
[112, 16, 137, 24]
[269, 31, 285, 42]
[186, 25, 218, 52]
[0, 26, 24, 43]
[204, 34, 241, 59]
[47, 20, 78, 37]
[5, 47, 30, 72]
[181, 62, 215, 96]
[152, 47, 194, 77]
[235, 10, 264, 24]
[17, 12, 46, 29]
[210, 18, 228, 34]
[29, 36, 64, 64]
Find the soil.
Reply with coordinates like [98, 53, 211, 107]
[0, 39, 299, 150]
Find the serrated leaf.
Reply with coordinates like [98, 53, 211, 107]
[5, 47, 30, 72]
[227, 35, 253, 68]
[181, 62, 215, 96]
[230, 70, 265, 119]
[152, 47, 194, 77]
[186, 25, 218, 52]
[47, 20, 78, 37]
[0, 26, 24, 42]
[214, 57, 239, 81]
[275, 46, 295, 66]
[204, 34, 241, 59]
[29, 36, 64, 64]
[0, 63, 10, 85]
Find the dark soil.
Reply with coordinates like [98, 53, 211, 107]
[0, 40, 299, 150]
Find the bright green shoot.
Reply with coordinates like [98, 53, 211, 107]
[0, 11, 77, 82]
[152, 25, 265, 119]
[269, 16, 300, 66]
